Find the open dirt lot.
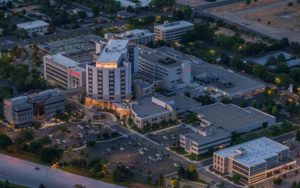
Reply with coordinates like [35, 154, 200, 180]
[206, 0, 300, 42]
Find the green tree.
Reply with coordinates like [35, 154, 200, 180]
[296, 130, 300, 142]
[86, 141, 96, 148]
[39, 147, 63, 163]
[271, 105, 279, 116]
[0, 132, 12, 149]
[273, 177, 282, 185]
[252, 64, 265, 77]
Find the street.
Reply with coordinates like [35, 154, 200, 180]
[0, 154, 123, 188]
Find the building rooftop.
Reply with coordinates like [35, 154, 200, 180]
[17, 20, 49, 29]
[183, 126, 230, 144]
[215, 137, 289, 167]
[97, 39, 129, 64]
[157, 46, 265, 97]
[131, 97, 171, 117]
[139, 47, 182, 68]
[116, 29, 153, 40]
[40, 34, 102, 54]
[46, 53, 79, 68]
[168, 94, 201, 111]
[154, 21, 194, 32]
[245, 51, 293, 66]
[192, 103, 275, 132]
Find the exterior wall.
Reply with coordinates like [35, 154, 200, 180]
[154, 24, 194, 41]
[180, 136, 231, 155]
[3, 90, 65, 128]
[213, 149, 296, 184]
[43, 56, 86, 90]
[138, 56, 187, 90]
[18, 25, 49, 37]
[86, 62, 131, 102]
[131, 110, 176, 129]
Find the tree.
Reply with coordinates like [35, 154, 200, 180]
[170, 178, 180, 188]
[39, 147, 63, 163]
[252, 64, 265, 77]
[291, 181, 298, 188]
[39, 184, 46, 188]
[271, 105, 279, 116]
[251, 100, 257, 108]
[296, 130, 300, 142]
[232, 173, 241, 184]
[86, 141, 96, 148]
[0, 132, 12, 149]
[155, 174, 165, 186]
[112, 165, 133, 182]
[273, 177, 282, 185]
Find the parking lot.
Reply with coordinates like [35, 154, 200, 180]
[80, 134, 179, 181]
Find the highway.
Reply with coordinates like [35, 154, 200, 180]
[0, 154, 123, 188]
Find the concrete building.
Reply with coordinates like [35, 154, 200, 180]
[43, 53, 86, 89]
[130, 95, 176, 129]
[131, 94, 199, 128]
[157, 46, 266, 98]
[114, 29, 154, 45]
[138, 47, 191, 90]
[85, 39, 135, 110]
[17, 20, 49, 37]
[213, 137, 296, 184]
[191, 103, 276, 133]
[180, 122, 231, 155]
[3, 89, 65, 128]
[154, 21, 194, 41]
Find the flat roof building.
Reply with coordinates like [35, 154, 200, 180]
[131, 96, 176, 129]
[180, 122, 231, 155]
[191, 103, 276, 133]
[17, 20, 49, 37]
[114, 29, 154, 45]
[3, 89, 65, 128]
[131, 94, 199, 129]
[86, 39, 136, 112]
[138, 46, 191, 90]
[157, 46, 265, 98]
[154, 21, 194, 41]
[43, 53, 86, 90]
[213, 137, 296, 184]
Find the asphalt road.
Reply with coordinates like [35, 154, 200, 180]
[0, 154, 123, 188]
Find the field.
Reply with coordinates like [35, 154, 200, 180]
[206, 0, 300, 42]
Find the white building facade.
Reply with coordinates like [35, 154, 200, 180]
[17, 20, 49, 37]
[86, 39, 135, 108]
[154, 21, 194, 41]
[43, 53, 86, 90]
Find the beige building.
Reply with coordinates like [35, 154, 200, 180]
[154, 21, 194, 41]
[213, 137, 296, 184]
[130, 95, 176, 129]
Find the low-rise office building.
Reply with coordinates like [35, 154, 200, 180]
[43, 53, 86, 90]
[138, 47, 191, 90]
[130, 95, 176, 129]
[154, 21, 194, 41]
[3, 89, 65, 128]
[114, 29, 154, 45]
[213, 137, 296, 184]
[131, 94, 199, 128]
[180, 121, 231, 155]
[17, 20, 49, 37]
[191, 103, 276, 133]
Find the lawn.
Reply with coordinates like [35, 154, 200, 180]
[235, 121, 299, 144]
[170, 146, 188, 155]
[0, 180, 29, 188]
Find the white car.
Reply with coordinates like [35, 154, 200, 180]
[120, 147, 125, 151]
